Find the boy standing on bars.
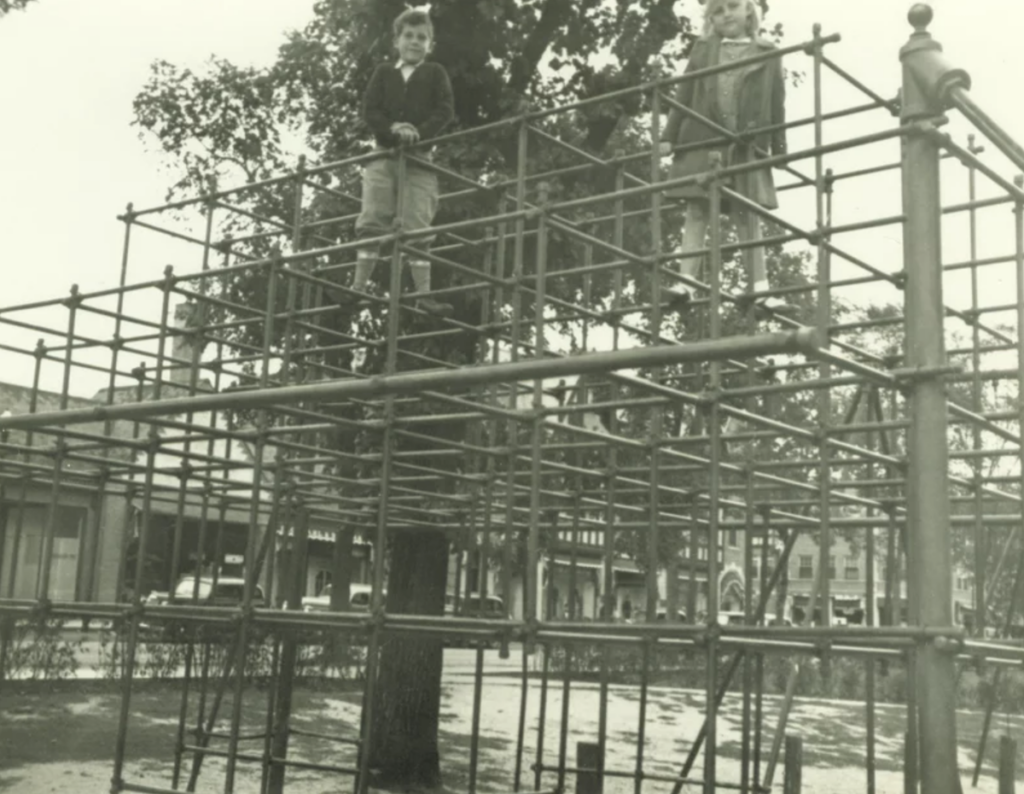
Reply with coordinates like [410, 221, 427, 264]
[343, 8, 455, 317]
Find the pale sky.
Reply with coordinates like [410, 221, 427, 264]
[1, 0, 1023, 395]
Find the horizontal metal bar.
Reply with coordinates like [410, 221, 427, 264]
[0, 330, 820, 430]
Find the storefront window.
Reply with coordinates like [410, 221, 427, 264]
[1, 504, 85, 601]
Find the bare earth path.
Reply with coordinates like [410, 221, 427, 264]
[1, 652, 1020, 793]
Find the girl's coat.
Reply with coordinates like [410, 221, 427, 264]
[661, 35, 787, 210]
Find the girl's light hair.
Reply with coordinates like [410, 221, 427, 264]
[702, 0, 761, 37]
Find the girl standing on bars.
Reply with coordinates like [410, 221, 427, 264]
[658, 0, 791, 316]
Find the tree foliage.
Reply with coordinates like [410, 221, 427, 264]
[132, 0, 801, 787]
[0, 0, 35, 17]
[131, 0, 809, 604]
[134, 0, 727, 196]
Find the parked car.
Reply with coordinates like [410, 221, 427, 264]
[709, 610, 791, 627]
[169, 576, 265, 608]
[300, 583, 384, 613]
[144, 590, 169, 607]
[445, 593, 506, 618]
[149, 576, 266, 642]
[443, 593, 507, 648]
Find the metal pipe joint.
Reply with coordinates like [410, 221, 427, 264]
[899, 5, 971, 120]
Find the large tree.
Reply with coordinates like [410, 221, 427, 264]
[132, 0, 791, 789]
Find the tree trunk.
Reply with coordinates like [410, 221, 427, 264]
[368, 527, 449, 790]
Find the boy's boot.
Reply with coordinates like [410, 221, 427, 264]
[409, 259, 453, 317]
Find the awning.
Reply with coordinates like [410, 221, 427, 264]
[550, 555, 604, 571]
[613, 570, 646, 586]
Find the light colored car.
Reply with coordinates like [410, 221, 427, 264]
[445, 593, 506, 618]
[301, 583, 384, 613]
[170, 576, 265, 607]
[444, 593, 507, 648]
[144, 576, 266, 642]
[144, 590, 169, 607]
[712, 610, 790, 627]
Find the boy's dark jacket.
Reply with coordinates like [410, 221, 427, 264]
[362, 61, 454, 149]
[661, 35, 786, 158]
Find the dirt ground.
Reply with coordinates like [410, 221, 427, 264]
[1, 670, 1021, 794]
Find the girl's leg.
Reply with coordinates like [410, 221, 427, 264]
[736, 207, 767, 289]
[677, 199, 708, 283]
[737, 207, 794, 313]
[666, 200, 707, 311]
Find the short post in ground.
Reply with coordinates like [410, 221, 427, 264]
[576, 741, 603, 794]
[783, 735, 802, 794]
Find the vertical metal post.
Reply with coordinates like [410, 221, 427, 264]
[112, 269, 175, 793]
[534, 635, 551, 793]
[703, 157, 723, 794]
[356, 148, 407, 794]
[899, 9, 959, 793]
[966, 135, 987, 639]
[865, 510, 877, 794]
[634, 639, 651, 794]
[269, 502, 308, 794]
[2, 343, 44, 601]
[167, 198, 216, 651]
[598, 157, 626, 791]
[812, 23, 834, 633]
[1011, 174, 1024, 794]
[977, 172, 1024, 794]
[112, 367, 145, 616]
[740, 473, 756, 794]
[36, 286, 78, 601]
[646, 65, 663, 625]
[0, 344, 43, 694]
[224, 250, 280, 794]
[753, 508, 772, 789]
[884, 508, 897, 628]
[263, 155, 309, 794]
[861, 389, 878, 794]
[637, 69, 664, 794]
[531, 179, 551, 794]
[556, 483, 582, 794]
[510, 118, 531, 794]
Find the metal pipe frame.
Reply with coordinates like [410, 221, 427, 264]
[2, 7, 1024, 794]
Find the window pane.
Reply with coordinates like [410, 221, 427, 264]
[2, 504, 83, 600]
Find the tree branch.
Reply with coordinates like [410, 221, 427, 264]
[581, 0, 685, 152]
[507, 0, 575, 96]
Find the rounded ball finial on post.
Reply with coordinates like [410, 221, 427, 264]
[908, 3, 933, 34]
